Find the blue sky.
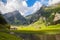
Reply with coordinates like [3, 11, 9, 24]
[2, 0, 7, 4]
[26, 0, 37, 7]
[26, 0, 49, 7]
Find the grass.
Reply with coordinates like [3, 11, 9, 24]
[0, 32, 22, 40]
[11, 18, 60, 34]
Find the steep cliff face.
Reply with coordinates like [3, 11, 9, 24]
[25, 6, 46, 24]
[3, 11, 27, 25]
[53, 13, 60, 21]
[26, 3, 60, 25]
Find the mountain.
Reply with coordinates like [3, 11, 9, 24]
[3, 10, 27, 25]
[25, 5, 46, 24]
[0, 12, 7, 25]
[0, 11, 10, 30]
[0, 3, 60, 40]
[2, 3, 60, 26]
[26, 3, 60, 25]
[11, 4, 60, 40]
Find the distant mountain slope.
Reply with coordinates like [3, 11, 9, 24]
[2, 3, 60, 26]
[26, 3, 60, 25]
[44, 3, 60, 25]
[25, 5, 46, 24]
[3, 11, 27, 25]
[0, 12, 7, 25]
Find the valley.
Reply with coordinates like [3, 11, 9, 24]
[0, 3, 60, 40]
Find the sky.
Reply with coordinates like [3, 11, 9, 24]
[0, 0, 60, 16]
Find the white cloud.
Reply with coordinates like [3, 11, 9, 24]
[22, 1, 27, 7]
[0, 1, 6, 13]
[0, 0, 27, 15]
[48, 0, 60, 5]
[27, 1, 42, 15]
[20, 1, 42, 16]
[0, 0, 42, 16]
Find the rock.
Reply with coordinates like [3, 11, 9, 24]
[54, 13, 60, 22]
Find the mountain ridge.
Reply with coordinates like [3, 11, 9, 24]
[3, 10, 27, 25]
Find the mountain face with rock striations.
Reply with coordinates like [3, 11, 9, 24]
[1, 3, 60, 26]
[26, 3, 60, 25]
[3, 11, 27, 25]
[25, 5, 47, 24]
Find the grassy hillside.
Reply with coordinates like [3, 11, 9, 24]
[12, 18, 60, 34]
[0, 3, 60, 40]
[0, 32, 22, 40]
[0, 13, 22, 40]
[11, 4, 60, 34]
